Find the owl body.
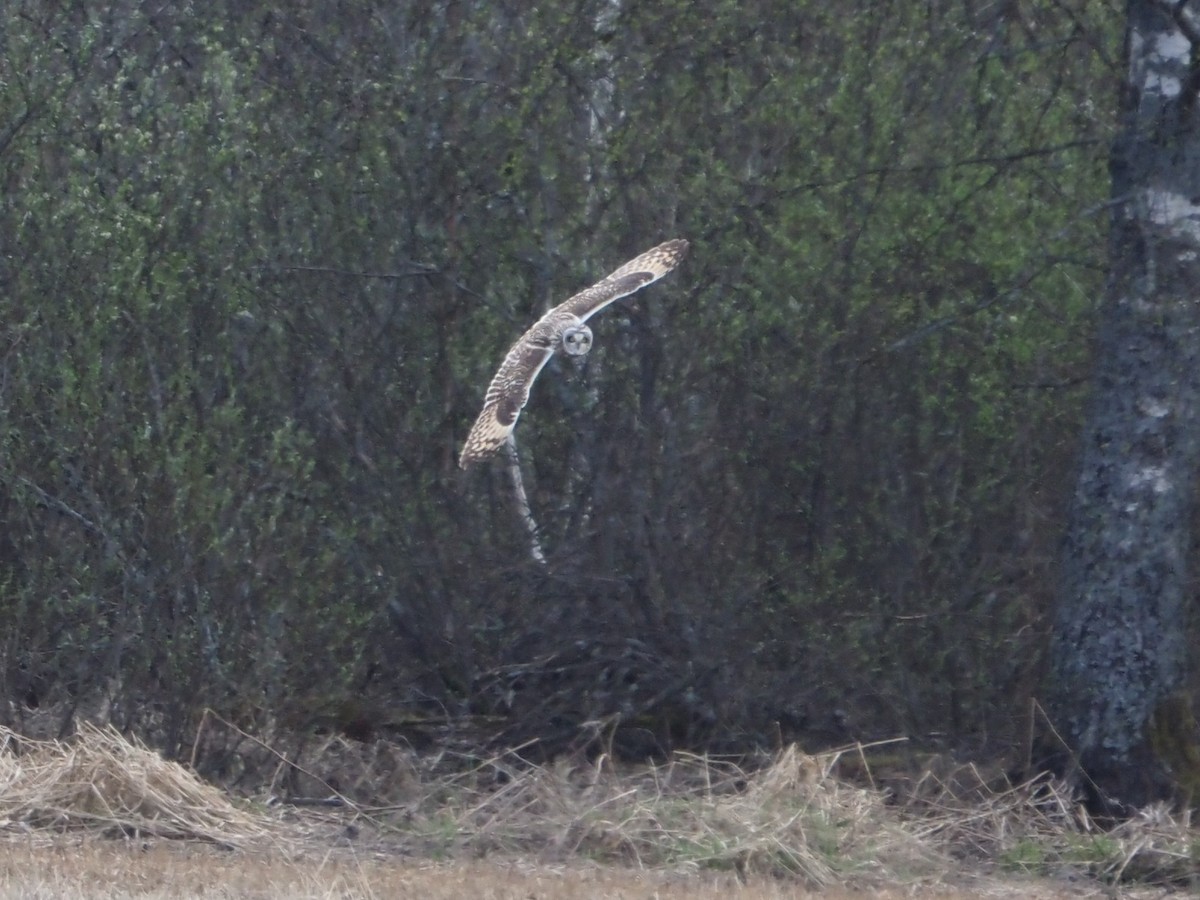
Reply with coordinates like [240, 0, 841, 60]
[460, 239, 688, 468]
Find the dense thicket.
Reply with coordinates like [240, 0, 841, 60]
[0, 2, 1122, 760]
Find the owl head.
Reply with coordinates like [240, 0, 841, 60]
[561, 322, 593, 357]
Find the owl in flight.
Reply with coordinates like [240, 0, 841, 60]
[460, 239, 689, 468]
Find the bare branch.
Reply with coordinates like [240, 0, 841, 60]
[503, 435, 546, 566]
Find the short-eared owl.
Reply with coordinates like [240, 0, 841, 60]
[460, 239, 688, 468]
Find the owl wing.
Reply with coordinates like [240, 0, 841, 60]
[459, 316, 559, 468]
[555, 239, 689, 323]
[459, 239, 689, 468]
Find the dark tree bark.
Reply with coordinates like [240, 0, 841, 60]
[1050, 0, 1200, 809]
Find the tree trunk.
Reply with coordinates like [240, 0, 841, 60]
[1050, 0, 1200, 810]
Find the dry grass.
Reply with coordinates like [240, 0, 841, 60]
[0, 844, 1106, 900]
[385, 741, 1197, 890]
[0, 723, 1193, 897]
[0, 724, 278, 849]
[882, 756, 1198, 887]
[399, 744, 946, 887]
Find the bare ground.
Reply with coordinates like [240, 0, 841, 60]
[0, 842, 1165, 900]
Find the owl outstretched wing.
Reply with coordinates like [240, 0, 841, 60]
[459, 239, 688, 468]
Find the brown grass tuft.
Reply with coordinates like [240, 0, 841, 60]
[0, 723, 277, 848]
[398, 744, 949, 888]
[884, 757, 1199, 887]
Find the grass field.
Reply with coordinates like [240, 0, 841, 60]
[0, 843, 1162, 899]
[0, 722, 1191, 898]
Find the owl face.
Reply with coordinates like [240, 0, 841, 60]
[561, 323, 593, 357]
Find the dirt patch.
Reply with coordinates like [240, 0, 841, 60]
[0, 843, 1150, 899]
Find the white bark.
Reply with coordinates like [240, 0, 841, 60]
[1050, 0, 1200, 806]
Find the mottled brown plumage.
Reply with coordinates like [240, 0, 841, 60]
[460, 239, 688, 467]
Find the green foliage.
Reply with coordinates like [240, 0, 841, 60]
[0, 0, 1122, 754]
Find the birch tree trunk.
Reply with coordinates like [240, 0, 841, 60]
[1050, 0, 1200, 809]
